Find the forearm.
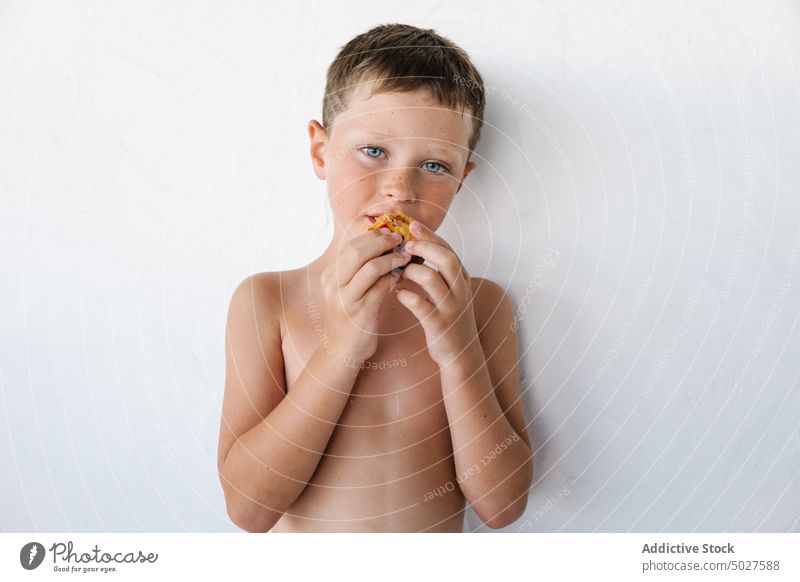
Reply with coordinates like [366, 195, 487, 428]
[221, 345, 362, 531]
[439, 342, 533, 527]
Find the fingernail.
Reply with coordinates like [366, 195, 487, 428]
[379, 227, 391, 234]
[410, 221, 422, 234]
[405, 241, 416, 252]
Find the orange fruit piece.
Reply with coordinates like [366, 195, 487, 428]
[366, 211, 417, 242]
[366, 212, 424, 269]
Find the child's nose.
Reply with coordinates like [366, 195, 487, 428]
[380, 166, 417, 201]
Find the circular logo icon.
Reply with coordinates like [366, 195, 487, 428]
[20, 542, 46, 570]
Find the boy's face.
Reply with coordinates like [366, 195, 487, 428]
[308, 82, 476, 241]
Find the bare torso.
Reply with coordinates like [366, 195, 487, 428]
[268, 267, 467, 532]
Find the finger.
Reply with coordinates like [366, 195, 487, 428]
[408, 219, 456, 253]
[347, 251, 411, 301]
[395, 287, 437, 323]
[337, 229, 404, 287]
[363, 271, 399, 305]
[403, 240, 469, 299]
[397, 263, 452, 307]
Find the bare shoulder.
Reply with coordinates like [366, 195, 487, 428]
[232, 271, 279, 301]
[470, 276, 512, 328]
[229, 269, 301, 330]
[228, 273, 278, 329]
[236, 270, 288, 299]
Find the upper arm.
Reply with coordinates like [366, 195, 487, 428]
[471, 278, 532, 452]
[217, 274, 287, 474]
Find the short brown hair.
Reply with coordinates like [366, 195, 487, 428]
[322, 23, 486, 156]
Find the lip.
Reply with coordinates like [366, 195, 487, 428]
[365, 209, 404, 220]
[365, 211, 395, 225]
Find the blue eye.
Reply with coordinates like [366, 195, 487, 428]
[360, 146, 384, 159]
[358, 145, 448, 174]
[423, 161, 448, 174]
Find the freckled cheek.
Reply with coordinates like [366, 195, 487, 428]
[326, 159, 375, 210]
[423, 178, 455, 200]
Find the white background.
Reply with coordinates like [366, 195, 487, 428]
[1, 0, 799, 532]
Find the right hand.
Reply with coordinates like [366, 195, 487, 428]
[320, 228, 412, 364]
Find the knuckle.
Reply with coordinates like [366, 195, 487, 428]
[406, 291, 422, 305]
[418, 268, 435, 283]
[364, 260, 382, 278]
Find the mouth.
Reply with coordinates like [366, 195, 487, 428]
[365, 211, 404, 226]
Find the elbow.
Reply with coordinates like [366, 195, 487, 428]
[234, 513, 280, 534]
[219, 460, 285, 533]
[481, 495, 529, 530]
[227, 497, 283, 533]
[221, 473, 284, 533]
[478, 458, 534, 530]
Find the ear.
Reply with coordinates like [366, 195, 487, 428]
[307, 120, 328, 180]
[455, 160, 476, 194]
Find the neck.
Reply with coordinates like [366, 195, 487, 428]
[305, 226, 355, 286]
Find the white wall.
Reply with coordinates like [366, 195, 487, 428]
[1, 0, 798, 532]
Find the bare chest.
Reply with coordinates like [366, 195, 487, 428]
[281, 292, 445, 430]
[270, 276, 467, 531]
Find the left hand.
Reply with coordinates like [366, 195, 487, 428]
[394, 219, 479, 367]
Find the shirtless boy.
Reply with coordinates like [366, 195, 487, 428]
[217, 23, 533, 532]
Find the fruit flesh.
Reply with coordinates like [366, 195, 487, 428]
[366, 212, 425, 270]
